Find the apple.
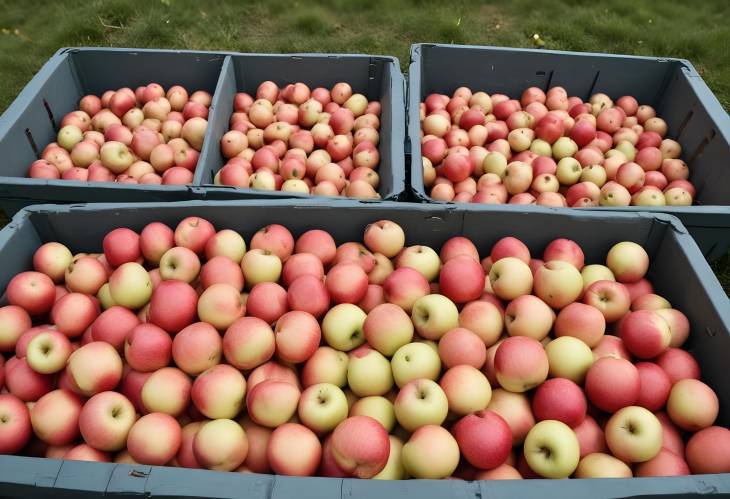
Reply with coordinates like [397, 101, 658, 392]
[267, 422, 321, 476]
[25, 331, 72, 374]
[200, 256, 245, 291]
[438, 327, 487, 369]
[159, 247, 201, 283]
[585, 357, 639, 412]
[274, 311, 321, 364]
[486, 389, 535, 445]
[382, 267, 430, 313]
[0, 394, 31, 453]
[141, 367, 192, 417]
[108, 262, 152, 310]
[554, 302, 605, 347]
[439, 365, 492, 415]
[494, 336, 549, 393]
[391, 341, 441, 387]
[396, 245, 441, 282]
[30, 389, 82, 446]
[191, 364, 246, 419]
[363, 303, 414, 357]
[523, 420, 580, 478]
[606, 241, 649, 283]
[205, 229, 246, 263]
[282, 253, 324, 286]
[126, 412, 182, 465]
[331, 415, 389, 478]
[655, 347, 700, 384]
[125, 323, 172, 374]
[63, 443, 111, 462]
[438, 256, 485, 304]
[532, 260, 582, 309]
[402, 425, 460, 479]
[394, 378, 448, 431]
[453, 410, 512, 470]
[685, 426, 730, 474]
[193, 418, 248, 471]
[65, 256, 107, 295]
[605, 405, 662, 462]
[287, 275, 330, 319]
[297, 383, 348, 434]
[103, 228, 141, 267]
[488, 257, 533, 300]
[350, 396, 396, 433]
[247, 361, 300, 391]
[575, 452, 632, 478]
[197, 283, 244, 330]
[620, 310, 671, 358]
[544, 336, 594, 384]
[51, 292, 99, 338]
[583, 280, 631, 323]
[532, 378, 586, 427]
[363, 220, 405, 258]
[504, 295, 555, 340]
[410, 294, 459, 340]
[373, 435, 407, 480]
[222, 317, 274, 371]
[295, 229, 337, 266]
[7, 271, 56, 316]
[78, 391, 136, 451]
[33, 242, 73, 283]
[325, 263, 368, 304]
[246, 379, 300, 428]
[139, 222, 175, 266]
[67, 341, 123, 396]
[322, 304, 367, 352]
[347, 346, 393, 396]
[92, 305, 141, 352]
[302, 347, 349, 388]
[99, 141, 134, 173]
[667, 379, 719, 431]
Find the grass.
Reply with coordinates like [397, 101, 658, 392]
[0, 0, 728, 292]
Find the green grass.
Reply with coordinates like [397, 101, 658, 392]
[0, 0, 728, 292]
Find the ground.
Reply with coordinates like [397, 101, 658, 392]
[0, 0, 728, 291]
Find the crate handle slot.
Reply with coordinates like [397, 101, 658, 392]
[675, 109, 694, 139]
[25, 129, 40, 159]
[688, 131, 715, 164]
[43, 99, 57, 132]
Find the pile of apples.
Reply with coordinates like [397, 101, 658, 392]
[0, 217, 727, 481]
[27, 83, 211, 185]
[213, 81, 382, 199]
[419, 85, 696, 207]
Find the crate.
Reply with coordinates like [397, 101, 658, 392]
[0, 200, 728, 498]
[195, 53, 406, 201]
[0, 47, 408, 215]
[0, 47, 229, 213]
[407, 43, 730, 260]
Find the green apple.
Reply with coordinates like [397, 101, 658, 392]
[297, 383, 348, 434]
[396, 245, 441, 282]
[394, 379, 448, 431]
[347, 346, 393, 396]
[411, 294, 458, 340]
[350, 396, 396, 433]
[373, 435, 407, 480]
[544, 336, 594, 384]
[108, 262, 152, 310]
[391, 342, 441, 388]
[523, 420, 580, 478]
[605, 406, 662, 463]
[322, 304, 367, 352]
